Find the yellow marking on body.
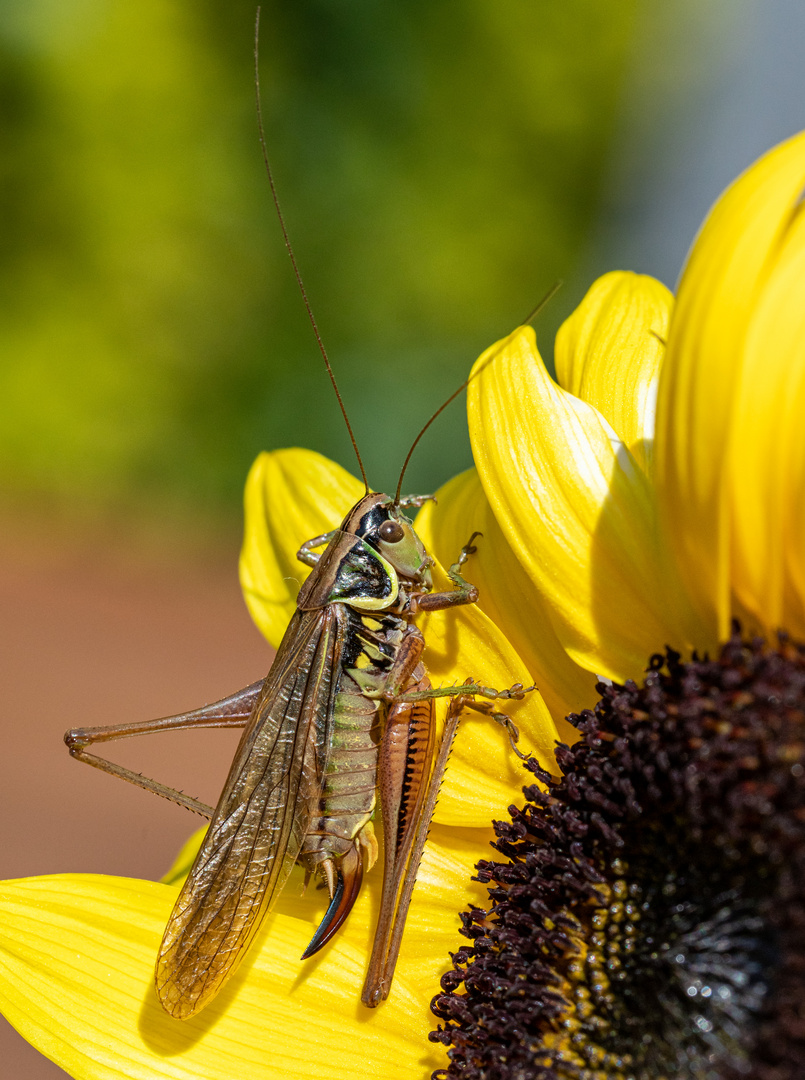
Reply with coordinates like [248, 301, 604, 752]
[347, 667, 387, 696]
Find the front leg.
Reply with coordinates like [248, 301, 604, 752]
[397, 493, 436, 510]
[297, 529, 338, 567]
[405, 531, 534, 750]
[413, 532, 482, 612]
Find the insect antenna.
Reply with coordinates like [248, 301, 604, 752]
[393, 281, 562, 504]
[253, 9, 369, 494]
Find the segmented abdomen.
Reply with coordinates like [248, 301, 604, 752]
[299, 607, 402, 868]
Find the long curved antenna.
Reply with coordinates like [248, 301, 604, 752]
[254, 9, 369, 494]
[394, 281, 562, 504]
[521, 280, 562, 328]
[393, 382, 470, 505]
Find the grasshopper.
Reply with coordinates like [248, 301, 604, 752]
[64, 479, 530, 1017]
[63, 23, 531, 1018]
[64, 481, 529, 1017]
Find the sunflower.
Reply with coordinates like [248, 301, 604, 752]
[1, 132, 803, 1079]
[429, 130, 805, 1078]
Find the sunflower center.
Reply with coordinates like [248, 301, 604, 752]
[431, 634, 805, 1080]
[569, 848, 778, 1076]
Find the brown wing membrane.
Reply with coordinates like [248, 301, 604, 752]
[155, 606, 343, 1019]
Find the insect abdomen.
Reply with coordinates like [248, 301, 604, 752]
[300, 680, 380, 866]
[300, 607, 400, 870]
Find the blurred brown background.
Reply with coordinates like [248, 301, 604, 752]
[3, 0, 804, 1075]
[0, 526, 271, 1076]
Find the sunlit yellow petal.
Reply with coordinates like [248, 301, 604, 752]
[657, 130, 805, 640]
[0, 875, 423, 1079]
[0, 822, 498, 1079]
[554, 271, 672, 475]
[392, 823, 496, 1003]
[239, 448, 364, 647]
[469, 326, 701, 681]
[415, 468, 596, 725]
[412, 552, 561, 828]
[729, 202, 805, 638]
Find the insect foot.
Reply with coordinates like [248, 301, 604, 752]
[473, 680, 535, 701]
[456, 531, 483, 569]
[460, 697, 531, 760]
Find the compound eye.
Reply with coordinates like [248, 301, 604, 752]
[378, 519, 405, 544]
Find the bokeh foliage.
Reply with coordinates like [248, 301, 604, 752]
[0, 0, 640, 534]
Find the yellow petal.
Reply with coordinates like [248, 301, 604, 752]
[0, 875, 425, 1079]
[239, 448, 364, 647]
[391, 823, 496, 1002]
[554, 271, 672, 475]
[729, 201, 805, 638]
[0, 823, 494, 1079]
[414, 467, 597, 724]
[656, 130, 805, 640]
[469, 326, 701, 680]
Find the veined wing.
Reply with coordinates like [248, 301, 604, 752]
[155, 605, 343, 1018]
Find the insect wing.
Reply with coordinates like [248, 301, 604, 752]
[155, 605, 343, 1018]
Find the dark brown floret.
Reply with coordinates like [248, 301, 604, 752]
[430, 632, 805, 1080]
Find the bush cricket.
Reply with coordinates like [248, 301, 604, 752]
[64, 13, 532, 1019]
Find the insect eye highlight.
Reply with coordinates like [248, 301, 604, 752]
[378, 520, 405, 543]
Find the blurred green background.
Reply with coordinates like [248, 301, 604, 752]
[0, 0, 644, 540]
